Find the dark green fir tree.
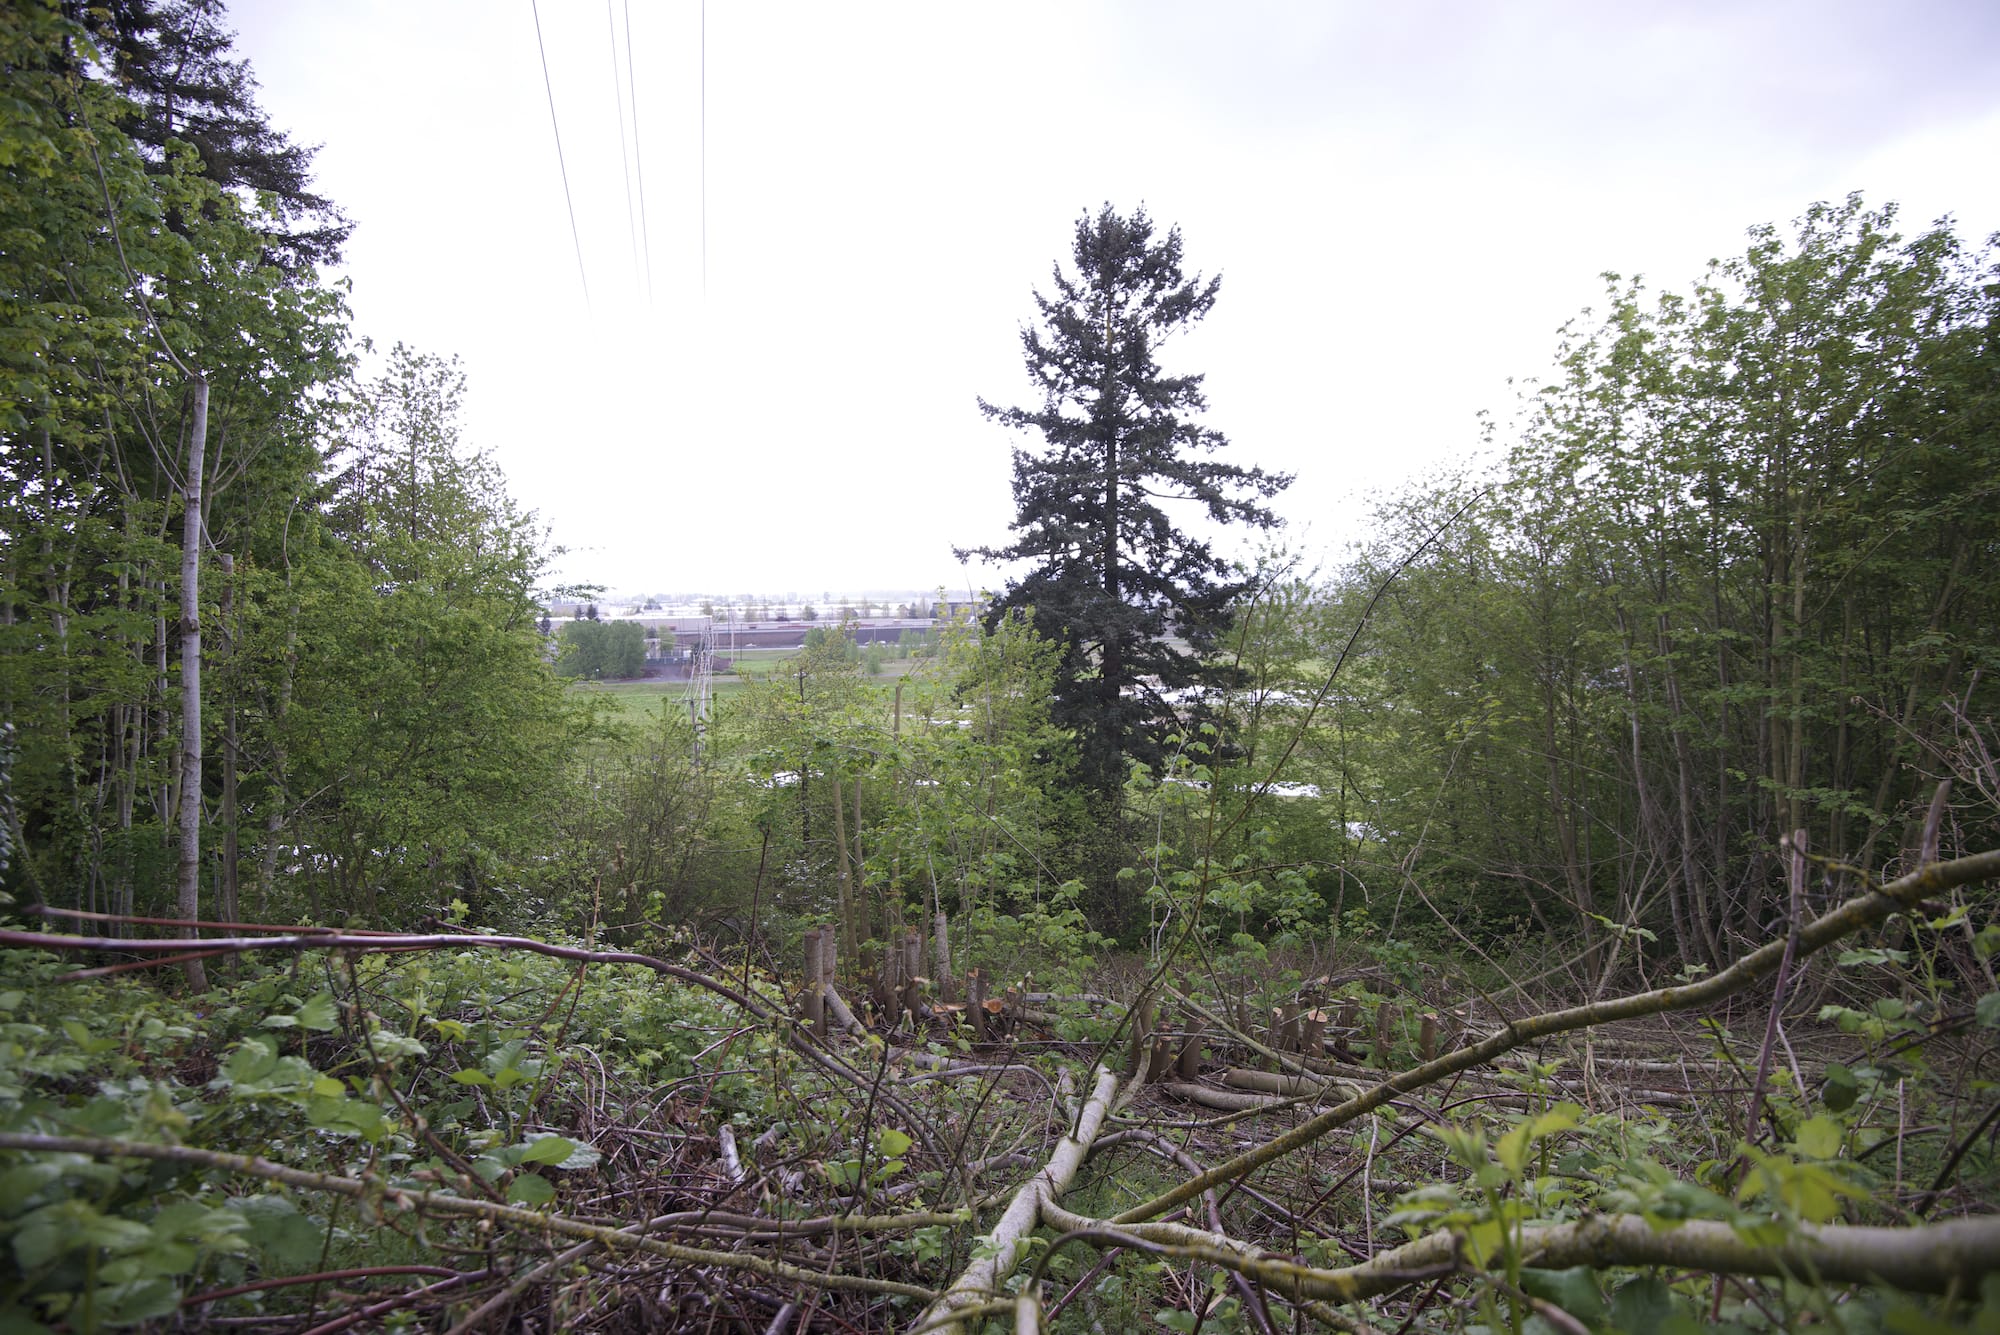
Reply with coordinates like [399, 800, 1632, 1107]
[964, 205, 1290, 895]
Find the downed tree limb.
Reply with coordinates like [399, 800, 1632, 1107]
[911, 1066, 1121, 1334]
[1039, 1203, 2000, 1301]
[1223, 1068, 1360, 1100]
[1162, 1081, 1287, 1112]
[0, 1133, 937, 1302]
[825, 983, 866, 1034]
[1117, 849, 2000, 1226]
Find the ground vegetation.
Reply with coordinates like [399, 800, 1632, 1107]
[4, 6, 2000, 1329]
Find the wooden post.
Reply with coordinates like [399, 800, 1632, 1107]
[1336, 999, 1358, 1032]
[1149, 1035, 1172, 1084]
[969, 968, 989, 1042]
[1176, 1017, 1202, 1080]
[1419, 1012, 1438, 1063]
[806, 981, 826, 1042]
[1300, 1008, 1327, 1058]
[933, 910, 953, 1001]
[1127, 999, 1156, 1077]
[1373, 1001, 1398, 1068]
[803, 928, 827, 1041]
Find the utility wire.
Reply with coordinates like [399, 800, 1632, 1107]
[625, 0, 653, 302]
[701, 0, 707, 298]
[607, 0, 639, 287]
[530, 0, 590, 308]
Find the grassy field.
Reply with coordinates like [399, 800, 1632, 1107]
[570, 652, 931, 729]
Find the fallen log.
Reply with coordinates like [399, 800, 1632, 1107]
[911, 1066, 1121, 1333]
[1222, 1068, 1360, 1100]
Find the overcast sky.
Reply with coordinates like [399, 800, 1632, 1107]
[227, 1, 2000, 598]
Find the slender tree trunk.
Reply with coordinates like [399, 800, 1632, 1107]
[176, 380, 210, 992]
[217, 554, 239, 928]
[831, 767, 857, 963]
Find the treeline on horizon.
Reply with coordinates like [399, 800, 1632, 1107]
[4, 0, 1999, 989]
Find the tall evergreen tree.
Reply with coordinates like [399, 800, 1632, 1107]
[75, 0, 351, 273]
[965, 205, 1290, 803]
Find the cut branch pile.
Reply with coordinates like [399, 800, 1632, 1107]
[2, 848, 1996, 1330]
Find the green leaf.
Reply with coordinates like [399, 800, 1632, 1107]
[553, 1142, 602, 1171]
[1520, 1267, 1605, 1324]
[233, 1197, 325, 1269]
[877, 1128, 913, 1158]
[95, 1278, 179, 1325]
[1976, 992, 2000, 1030]
[518, 1136, 577, 1166]
[221, 1037, 278, 1087]
[1792, 1116, 1843, 1160]
[449, 1068, 493, 1087]
[1821, 1063, 1859, 1113]
[1608, 1275, 1680, 1334]
[295, 991, 339, 1032]
[507, 1174, 556, 1206]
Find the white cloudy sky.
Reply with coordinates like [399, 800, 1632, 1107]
[227, 1, 2000, 597]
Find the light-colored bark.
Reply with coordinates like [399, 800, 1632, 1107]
[175, 379, 210, 993]
[912, 1066, 1120, 1333]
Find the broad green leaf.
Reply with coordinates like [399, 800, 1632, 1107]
[295, 992, 338, 1032]
[519, 1136, 577, 1166]
[222, 1038, 278, 1087]
[507, 1174, 555, 1206]
[877, 1129, 913, 1158]
[1520, 1267, 1605, 1324]
[1792, 1116, 1843, 1160]
[554, 1142, 602, 1171]
[1608, 1275, 1679, 1334]
[1821, 1063, 1859, 1113]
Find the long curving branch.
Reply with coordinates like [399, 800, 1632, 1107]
[1114, 849, 2000, 1225]
[0, 1133, 936, 1301]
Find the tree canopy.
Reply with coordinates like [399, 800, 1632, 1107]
[965, 205, 1291, 814]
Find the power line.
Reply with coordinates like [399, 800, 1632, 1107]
[530, 0, 590, 308]
[607, 0, 639, 287]
[625, 0, 653, 303]
[701, 0, 707, 298]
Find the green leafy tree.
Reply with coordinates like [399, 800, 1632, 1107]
[1334, 197, 2000, 974]
[281, 347, 580, 921]
[0, 1, 345, 933]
